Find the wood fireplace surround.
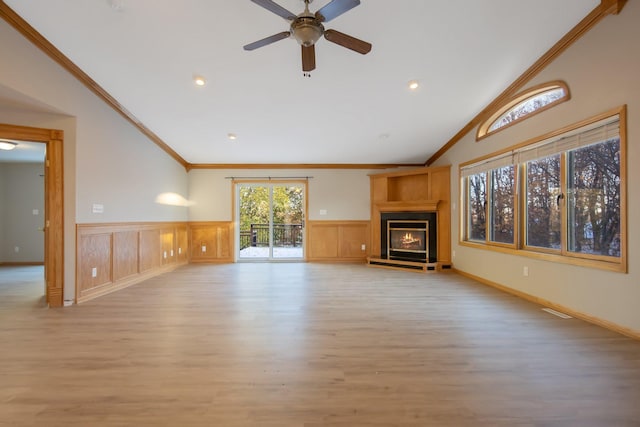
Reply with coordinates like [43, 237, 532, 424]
[368, 166, 451, 272]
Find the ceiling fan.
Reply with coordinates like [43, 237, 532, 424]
[243, 0, 372, 73]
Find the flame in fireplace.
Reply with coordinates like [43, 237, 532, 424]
[402, 232, 421, 246]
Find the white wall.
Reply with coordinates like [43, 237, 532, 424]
[0, 18, 189, 299]
[189, 169, 374, 221]
[433, 2, 640, 333]
[0, 163, 44, 262]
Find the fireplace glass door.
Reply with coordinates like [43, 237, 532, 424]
[387, 220, 428, 262]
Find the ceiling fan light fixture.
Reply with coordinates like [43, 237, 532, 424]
[408, 80, 420, 90]
[193, 75, 206, 87]
[0, 139, 18, 150]
[291, 18, 324, 47]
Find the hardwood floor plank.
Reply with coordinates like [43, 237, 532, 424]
[1, 264, 639, 426]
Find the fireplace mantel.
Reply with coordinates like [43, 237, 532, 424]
[374, 200, 440, 213]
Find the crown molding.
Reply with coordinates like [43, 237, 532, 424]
[425, 0, 627, 166]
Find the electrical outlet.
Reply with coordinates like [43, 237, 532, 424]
[452, 250, 456, 258]
[361, 244, 366, 251]
[163, 251, 167, 259]
[523, 266, 529, 277]
[201, 245, 207, 253]
[14, 246, 19, 253]
[178, 247, 182, 255]
[91, 267, 97, 278]
[170, 249, 174, 257]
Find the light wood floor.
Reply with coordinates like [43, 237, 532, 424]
[1, 264, 639, 426]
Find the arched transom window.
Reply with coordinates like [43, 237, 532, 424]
[477, 81, 570, 140]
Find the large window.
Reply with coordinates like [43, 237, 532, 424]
[467, 173, 486, 242]
[461, 107, 626, 271]
[490, 165, 515, 245]
[567, 137, 621, 258]
[525, 155, 561, 250]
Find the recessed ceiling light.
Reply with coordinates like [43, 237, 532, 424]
[408, 80, 420, 90]
[107, 0, 124, 11]
[0, 139, 18, 150]
[227, 133, 237, 141]
[194, 76, 206, 87]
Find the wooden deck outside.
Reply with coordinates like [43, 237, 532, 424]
[1, 264, 639, 426]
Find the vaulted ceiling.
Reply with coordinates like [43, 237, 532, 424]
[1, 0, 601, 167]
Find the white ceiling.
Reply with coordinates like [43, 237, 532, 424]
[2, 0, 599, 166]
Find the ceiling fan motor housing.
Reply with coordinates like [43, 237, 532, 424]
[291, 16, 324, 47]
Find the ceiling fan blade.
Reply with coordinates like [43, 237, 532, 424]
[243, 31, 291, 51]
[250, 0, 297, 21]
[302, 45, 316, 72]
[324, 29, 371, 54]
[315, 0, 360, 22]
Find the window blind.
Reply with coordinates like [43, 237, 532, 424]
[462, 114, 619, 177]
[517, 116, 619, 163]
[460, 152, 515, 177]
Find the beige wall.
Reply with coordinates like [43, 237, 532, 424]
[0, 162, 45, 263]
[0, 18, 189, 300]
[433, 2, 640, 333]
[188, 169, 374, 221]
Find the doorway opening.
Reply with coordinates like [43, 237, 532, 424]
[235, 181, 307, 261]
[0, 123, 64, 307]
[0, 141, 45, 302]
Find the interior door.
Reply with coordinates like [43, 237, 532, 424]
[236, 182, 305, 261]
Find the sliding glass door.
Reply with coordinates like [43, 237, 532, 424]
[236, 182, 305, 261]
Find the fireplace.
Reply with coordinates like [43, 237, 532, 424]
[381, 212, 437, 263]
[388, 220, 428, 262]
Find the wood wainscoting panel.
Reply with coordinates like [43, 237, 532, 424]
[113, 231, 139, 281]
[76, 223, 188, 303]
[339, 223, 370, 258]
[189, 222, 234, 263]
[78, 233, 112, 294]
[308, 221, 369, 262]
[161, 229, 175, 266]
[139, 229, 161, 273]
[176, 227, 189, 263]
[308, 223, 339, 258]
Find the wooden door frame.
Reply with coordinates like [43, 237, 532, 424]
[0, 123, 64, 307]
